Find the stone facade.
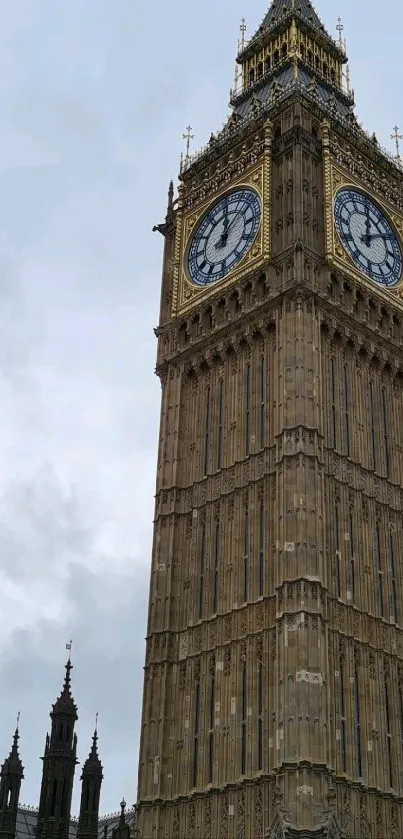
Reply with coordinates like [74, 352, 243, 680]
[136, 1, 403, 836]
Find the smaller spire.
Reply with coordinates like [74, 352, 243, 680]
[1, 717, 24, 777]
[81, 719, 103, 778]
[182, 125, 194, 169]
[52, 657, 78, 719]
[391, 126, 403, 165]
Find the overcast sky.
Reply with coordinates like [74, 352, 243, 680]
[0, 0, 402, 819]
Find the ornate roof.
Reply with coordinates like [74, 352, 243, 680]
[262, 0, 324, 34]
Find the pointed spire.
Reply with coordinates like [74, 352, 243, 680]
[81, 718, 103, 778]
[240, 0, 346, 64]
[262, 0, 324, 34]
[52, 658, 78, 719]
[1, 716, 23, 778]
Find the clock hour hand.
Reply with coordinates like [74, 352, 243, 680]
[215, 207, 230, 249]
[360, 233, 394, 242]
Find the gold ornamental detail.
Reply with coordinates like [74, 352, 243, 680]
[324, 154, 403, 297]
[173, 163, 267, 316]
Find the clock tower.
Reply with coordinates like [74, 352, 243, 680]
[136, 1, 403, 837]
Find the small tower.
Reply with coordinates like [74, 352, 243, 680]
[111, 801, 130, 839]
[0, 722, 24, 839]
[77, 723, 103, 839]
[35, 658, 78, 839]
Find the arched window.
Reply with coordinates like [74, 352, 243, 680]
[281, 43, 287, 57]
[249, 68, 255, 85]
[308, 50, 313, 64]
[300, 44, 305, 60]
[257, 61, 263, 78]
[323, 62, 328, 77]
[273, 50, 279, 65]
[265, 56, 271, 72]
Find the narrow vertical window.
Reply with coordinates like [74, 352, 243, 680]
[381, 387, 390, 477]
[217, 379, 224, 470]
[245, 363, 251, 455]
[258, 662, 263, 770]
[389, 528, 398, 623]
[349, 511, 355, 603]
[192, 678, 200, 787]
[374, 523, 384, 618]
[259, 355, 265, 449]
[213, 521, 220, 614]
[335, 500, 341, 598]
[259, 498, 264, 597]
[369, 381, 377, 470]
[329, 357, 336, 448]
[208, 672, 215, 784]
[339, 654, 347, 772]
[241, 663, 247, 775]
[384, 668, 394, 788]
[243, 508, 249, 603]
[204, 385, 211, 476]
[354, 663, 362, 778]
[343, 364, 350, 456]
[198, 526, 206, 620]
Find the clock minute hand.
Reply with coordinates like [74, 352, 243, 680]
[215, 207, 230, 250]
[360, 233, 395, 242]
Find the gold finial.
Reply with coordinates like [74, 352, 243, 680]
[239, 18, 247, 53]
[65, 640, 73, 661]
[336, 17, 344, 49]
[391, 126, 403, 164]
[182, 125, 194, 163]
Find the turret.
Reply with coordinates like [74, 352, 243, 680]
[77, 723, 103, 839]
[0, 721, 24, 839]
[35, 657, 78, 839]
[111, 801, 130, 839]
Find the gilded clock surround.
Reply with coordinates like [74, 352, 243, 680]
[172, 162, 269, 316]
[323, 142, 403, 295]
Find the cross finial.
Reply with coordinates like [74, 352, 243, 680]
[336, 17, 344, 48]
[239, 18, 247, 52]
[65, 640, 73, 661]
[391, 125, 403, 161]
[182, 125, 194, 161]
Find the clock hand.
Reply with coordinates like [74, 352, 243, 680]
[360, 233, 395, 242]
[364, 207, 371, 247]
[215, 206, 230, 250]
[215, 211, 241, 250]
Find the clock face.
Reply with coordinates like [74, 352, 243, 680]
[187, 188, 261, 286]
[333, 188, 402, 287]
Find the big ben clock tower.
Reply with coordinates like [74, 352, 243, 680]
[135, 1, 403, 837]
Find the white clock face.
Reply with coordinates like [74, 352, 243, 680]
[334, 188, 403, 287]
[187, 188, 261, 287]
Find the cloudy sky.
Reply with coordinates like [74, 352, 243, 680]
[0, 0, 402, 818]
